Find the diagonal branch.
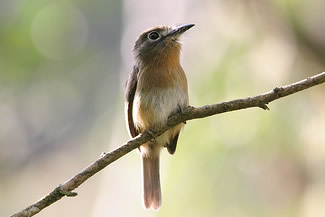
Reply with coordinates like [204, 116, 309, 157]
[11, 71, 325, 217]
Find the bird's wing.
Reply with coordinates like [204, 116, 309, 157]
[125, 66, 139, 138]
[167, 132, 179, 155]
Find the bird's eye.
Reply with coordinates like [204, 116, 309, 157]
[148, 31, 160, 40]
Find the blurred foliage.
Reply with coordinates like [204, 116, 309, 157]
[1, 0, 325, 217]
[0, 0, 122, 214]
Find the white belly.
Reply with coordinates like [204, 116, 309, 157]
[132, 86, 188, 148]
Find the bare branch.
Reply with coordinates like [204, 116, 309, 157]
[11, 71, 325, 217]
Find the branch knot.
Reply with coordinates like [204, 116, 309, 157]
[57, 186, 78, 197]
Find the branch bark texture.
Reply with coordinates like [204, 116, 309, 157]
[11, 71, 325, 217]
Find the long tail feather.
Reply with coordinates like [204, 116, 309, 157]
[142, 156, 161, 210]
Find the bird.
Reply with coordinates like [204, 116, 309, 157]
[124, 24, 194, 210]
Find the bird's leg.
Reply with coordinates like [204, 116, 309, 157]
[147, 127, 157, 143]
[177, 104, 187, 124]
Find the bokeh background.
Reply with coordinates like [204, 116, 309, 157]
[1, 0, 325, 217]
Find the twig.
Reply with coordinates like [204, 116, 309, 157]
[11, 71, 325, 217]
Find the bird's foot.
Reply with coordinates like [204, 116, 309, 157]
[177, 105, 187, 124]
[147, 127, 157, 143]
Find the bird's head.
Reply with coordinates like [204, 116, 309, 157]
[133, 24, 194, 66]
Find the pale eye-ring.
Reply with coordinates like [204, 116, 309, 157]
[148, 31, 160, 40]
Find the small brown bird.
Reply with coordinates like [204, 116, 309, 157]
[125, 24, 194, 210]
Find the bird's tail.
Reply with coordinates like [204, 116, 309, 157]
[142, 156, 161, 210]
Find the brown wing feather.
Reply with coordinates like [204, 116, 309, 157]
[167, 132, 180, 155]
[125, 66, 139, 138]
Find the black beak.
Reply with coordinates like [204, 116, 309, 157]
[168, 24, 195, 37]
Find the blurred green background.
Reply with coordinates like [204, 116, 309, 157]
[1, 0, 325, 217]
